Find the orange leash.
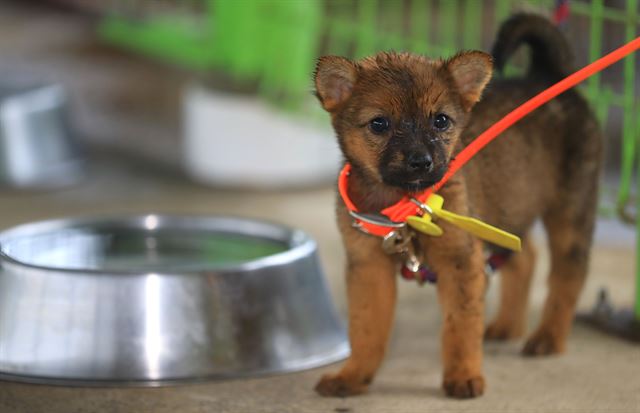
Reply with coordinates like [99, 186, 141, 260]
[340, 37, 640, 237]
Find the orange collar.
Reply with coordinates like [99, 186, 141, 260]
[338, 163, 433, 236]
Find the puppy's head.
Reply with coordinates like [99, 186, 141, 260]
[315, 51, 492, 193]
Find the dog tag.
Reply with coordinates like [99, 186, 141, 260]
[404, 250, 422, 273]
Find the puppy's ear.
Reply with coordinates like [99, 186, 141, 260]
[314, 56, 357, 112]
[445, 51, 493, 111]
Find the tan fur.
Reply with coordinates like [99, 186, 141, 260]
[423, 177, 487, 398]
[315, 206, 397, 397]
[485, 238, 536, 339]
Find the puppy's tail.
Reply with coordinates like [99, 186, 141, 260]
[491, 13, 574, 82]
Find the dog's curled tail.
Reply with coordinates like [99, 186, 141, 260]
[491, 13, 574, 82]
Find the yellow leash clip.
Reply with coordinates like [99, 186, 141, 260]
[406, 194, 522, 252]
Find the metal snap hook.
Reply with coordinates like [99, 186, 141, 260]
[410, 197, 434, 216]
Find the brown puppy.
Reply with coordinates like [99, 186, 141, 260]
[313, 14, 602, 399]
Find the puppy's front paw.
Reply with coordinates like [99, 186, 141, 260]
[315, 373, 369, 397]
[522, 329, 565, 356]
[443, 375, 485, 399]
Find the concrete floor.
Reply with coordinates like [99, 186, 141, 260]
[0, 156, 639, 413]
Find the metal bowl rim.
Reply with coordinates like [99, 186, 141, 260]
[0, 214, 317, 276]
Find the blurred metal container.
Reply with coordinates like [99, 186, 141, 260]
[0, 83, 84, 189]
[0, 215, 349, 386]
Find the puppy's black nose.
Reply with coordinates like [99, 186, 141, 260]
[407, 153, 433, 171]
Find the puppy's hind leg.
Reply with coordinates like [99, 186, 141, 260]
[522, 205, 596, 355]
[522, 137, 601, 356]
[315, 236, 397, 397]
[485, 237, 536, 340]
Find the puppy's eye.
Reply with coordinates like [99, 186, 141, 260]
[433, 114, 450, 131]
[369, 117, 390, 134]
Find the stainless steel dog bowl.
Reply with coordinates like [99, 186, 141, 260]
[0, 215, 348, 386]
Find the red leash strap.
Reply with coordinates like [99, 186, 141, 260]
[340, 36, 640, 236]
[430, 36, 640, 195]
